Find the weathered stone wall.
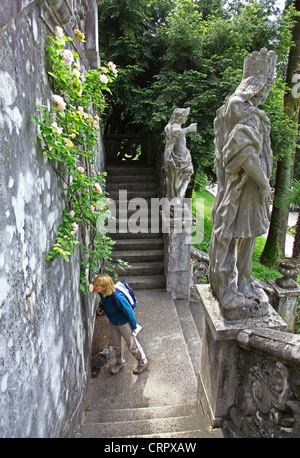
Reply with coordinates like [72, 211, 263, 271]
[226, 328, 300, 438]
[0, 0, 104, 437]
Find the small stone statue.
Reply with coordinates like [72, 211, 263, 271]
[209, 48, 277, 320]
[164, 107, 197, 205]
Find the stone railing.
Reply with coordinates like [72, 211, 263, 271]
[192, 248, 300, 438]
[196, 279, 300, 438]
[190, 246, 209, 284]
[190, 248, 300, 331]
[190, 247, 209, 301]
[226, 328, 300, 438]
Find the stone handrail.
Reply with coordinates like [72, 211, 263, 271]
[237, 327, 300, 363]
[227, 327, 300, 438]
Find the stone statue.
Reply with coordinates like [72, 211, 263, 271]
[209, 48, 277, 320]
[164, 107, 197, 205]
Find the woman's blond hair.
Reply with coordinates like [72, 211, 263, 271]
[94, 274, 115, 296]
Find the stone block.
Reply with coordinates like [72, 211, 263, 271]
[195, 284, 287, 428]
[268, 279, 300, 332]
[196, 284, 287, 341]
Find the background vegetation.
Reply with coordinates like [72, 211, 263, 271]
[97, 0, 300, 330]
[98, 0, 297, 186]
[192, 189, 300, 333]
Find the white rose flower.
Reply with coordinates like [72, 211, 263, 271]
[73, 68, 80, 78]
[53, 94, 66, 112]
[55, 26, 64, 39]
[51, 121, 63, 136]
[100, 74, 109, 85]
[95, 183, 102, 194]
[63, 49, 74, 65]
[108, 61, 118, 75]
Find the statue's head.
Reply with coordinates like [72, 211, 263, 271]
[231, 48, 277, 106]
[169, 107, 190, 124]
[243, 48, 277, 86]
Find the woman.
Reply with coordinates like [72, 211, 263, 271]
[93, 274, 149, 375]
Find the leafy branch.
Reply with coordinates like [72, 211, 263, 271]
[32, 26, 124, 294]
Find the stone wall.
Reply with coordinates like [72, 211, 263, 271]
[227, 328, 300, 438]
[0, 0, 104, 437]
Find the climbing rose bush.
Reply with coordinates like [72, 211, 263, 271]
[52, 94, 66, 111]
[32, 27, 125, 293]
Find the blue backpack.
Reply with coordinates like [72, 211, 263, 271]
[112, 281, 137, 310]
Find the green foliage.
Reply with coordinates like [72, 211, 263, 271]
[295, 305, 300, 334]
[98, 0, 297, 186]
[262, 78, 297, 165]
[192, 189, 214, 253]
[192, 188, 300, 333]
[275, 179, 300, 209]
[32, 27, 122, 294]
[251, 237, 281, 282]
[191, 190, 281, 281]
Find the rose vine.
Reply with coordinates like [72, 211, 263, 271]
[32, 26, 125, 294]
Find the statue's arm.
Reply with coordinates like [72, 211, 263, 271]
[241, 147, 271, 204]
[172, 123, 197, 138]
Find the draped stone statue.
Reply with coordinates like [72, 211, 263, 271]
[164, 107, 197, 205]
[209, 48, 277, 320]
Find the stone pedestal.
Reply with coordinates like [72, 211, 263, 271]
[195, 284, 287, 428]
[163, 206, 193, 301]
[164, 230, 191, 300]
[268, 279, 300, 332]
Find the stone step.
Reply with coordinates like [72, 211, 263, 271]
[75, 290, 225, 438]
[113, 238, 164, 251]
[115, 261, 164, 276]
[110, 231, 163, 240]
[112, 226, 162, 237]
[109, 207, 162, 220]
[109, 197, 159, 208]
[105, 161, 165, 290]
[174, 300, 203, 377]
[107, 215, 162, 233]
[106, 164, 156, 177]
[108, 217, 162, 240]
[78, 404, 209, 438]
[108, 190, 158, 200]
[116, 216, 161, 226]
[84, 404, 200, 423]
[189, 299, 206, 340]
[109, 206, 153, 216]
[106, 182, 158, 192]
[108, 174, 157, 184]
[111, 249, 164, 263]
[117, 274, 165, 289]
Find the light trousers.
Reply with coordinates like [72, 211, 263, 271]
[109, 322, 147, 366]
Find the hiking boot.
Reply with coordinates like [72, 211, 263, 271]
[133, 361, 149, 375]
[110, 363, 124, 375]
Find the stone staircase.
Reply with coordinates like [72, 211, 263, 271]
[106, 162, 165, 289]
[75, 289, 223, 439]
[75, 163, 224, 439]
[77, 403, 215, 438]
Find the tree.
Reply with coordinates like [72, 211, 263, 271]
[276, 179, 300, 258]
[260, 0, 300, 267]
[98, 0, 296, 187]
